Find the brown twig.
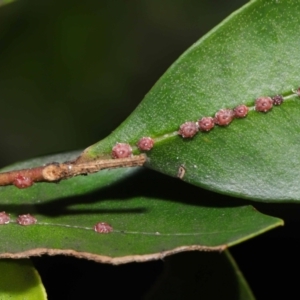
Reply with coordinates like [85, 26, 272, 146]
[0, 154, 147, 188]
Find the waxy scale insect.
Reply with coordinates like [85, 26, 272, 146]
[13, 175, 33, 189]
[233, 105, 249, 118]
[94, 222, 113, 233]
[178, 122, 198, 138]
[137, 137, 154, 151]
[198, 117, 215, 131]
[0, 212, 10, 225]
[112, 143, 132, 159]
[271, 95, 284, 106]
[214, 109, 235, 126]
[16, 214, 37, 226]
[255, 97, 273, 112]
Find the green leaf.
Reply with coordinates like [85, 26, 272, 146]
[0, 0, 14, 7]
[78, 0, 300, 202]
[144, 250, 255, 300]
[0, 259, 47, 300]
[0, 152, 282, 262]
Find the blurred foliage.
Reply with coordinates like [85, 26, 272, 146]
[0, 0, 14, 7]
[0, 259, 47, 300]
[0, 0, 246, 166]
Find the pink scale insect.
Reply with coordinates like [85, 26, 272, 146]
[198, 116, 215, 131]
[0, 211, 10, 225]
[137, 137, 154, 151]
[233, 104, 249, 118]
[255, 96, 273, 112]
[178, 121, 198, 138]
[16, 214, 37, 226]
[271, 95, 284, 106]
[111, 143, 132, 159]
[214, 109, 235, 126]
[13, 175, 33, 189]
[94, 222, 113, 233]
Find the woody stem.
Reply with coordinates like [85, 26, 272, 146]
[0, 154, 146, 187]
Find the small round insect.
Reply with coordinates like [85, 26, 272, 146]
[214, 109, 234, 126]
[111, 143, 132, 159]
[255, 97, 273, 112]
[198, 117, 215, 132]
[13, 175, 33, 189]
[178, 122, 198, 138]
[94, 222, 113, 234]
[16, 214, 37, 226]
[271, 95, 284, 106]
[137, 137, 154, 151]
[0, 211, 10, 225]
[233, 105, 249, 118]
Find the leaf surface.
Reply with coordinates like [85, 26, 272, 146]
[145, 250, 255, 300]
[0, 0, 14, 7]
[79, 0, 300, 202]
[0, 152, 282, 262]
[0, 259, 47, 300]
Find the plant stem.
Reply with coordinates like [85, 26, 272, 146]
[0, 154, 146, 187]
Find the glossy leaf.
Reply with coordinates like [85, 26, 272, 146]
[0, 259, 47, 300]
[78, 0, 300, 202]
[0, 152, 281, 262]
[0, 0, 14, 7]
[145, 250, 255, 300]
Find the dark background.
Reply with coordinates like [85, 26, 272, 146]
[0, 0, 247, 167]
[0, 0, 299, 298]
